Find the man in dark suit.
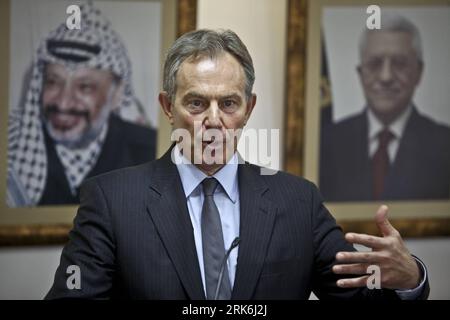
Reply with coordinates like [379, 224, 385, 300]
[46, 29, 428, 300]
[320, 14, 450, 202]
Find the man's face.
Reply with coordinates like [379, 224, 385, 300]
[357, 31, 423, 124]
[160, 52, 256, 174]
[42, 63, 119, 148]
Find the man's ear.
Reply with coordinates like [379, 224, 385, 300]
[244, 93, 257, 124]
[356, 64, 363, 78]
[159, 91, 174, 125]
[415, 61, 424, 86]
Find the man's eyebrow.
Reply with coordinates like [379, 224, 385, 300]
[74, 76, 97, 83]
[220, 94, 242, 101]
[44, 71, 63, 79]
[183, 92, 207, 100]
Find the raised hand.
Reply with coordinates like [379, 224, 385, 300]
[333, 205, 421, 290]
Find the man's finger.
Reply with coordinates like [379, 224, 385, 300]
[333, 263, 371, 275]
[345, 233, 386, 249]
[335, 251, 381, 263]
[375, 205, 397, 237]
[336, 275, 369, 288]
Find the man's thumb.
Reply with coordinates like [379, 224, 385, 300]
[375, 205, 396, 236]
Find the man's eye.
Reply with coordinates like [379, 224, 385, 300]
[78, 83, 95, 93]
[187, 99, 205, 111]
[191, 100, 203, 107]
[392, 58, 408, 71]
[221, 99, 238, 111]
[44, 78, 58, 88]
[223, 100, 235, 107]
[365, 58, 382, 71]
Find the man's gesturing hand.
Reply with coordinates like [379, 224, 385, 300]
[332, 205, 421, 290]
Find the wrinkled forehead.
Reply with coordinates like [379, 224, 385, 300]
[362, 31, 416, 58]
[177, 53, 246, 87]
[44, 62, 116, 82]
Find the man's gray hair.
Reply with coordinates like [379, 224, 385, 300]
[359, 13, 423, 62]
[163, 29, 255, 101]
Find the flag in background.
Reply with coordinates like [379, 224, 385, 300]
[320, 34, 333, 128]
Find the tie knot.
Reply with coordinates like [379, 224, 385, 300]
[378, 129, 395, 147]
[202, 178, 219, 196]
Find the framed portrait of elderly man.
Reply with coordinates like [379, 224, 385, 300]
[0, 0, 197, 245]
[285, 0, 450, 236]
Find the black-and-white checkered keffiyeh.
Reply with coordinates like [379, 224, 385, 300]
[7, 2, 141, 206]
[56, 123, 108, 196]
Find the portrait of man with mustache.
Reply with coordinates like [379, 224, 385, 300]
[7, 2, 157, 206]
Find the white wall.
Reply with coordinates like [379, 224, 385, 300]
[1, 238, 449, 300]
[0, 246, 62, 299]
[405, 238, 450, 299]
[0, 0, 448, 300]
[198, 0, 287, 169]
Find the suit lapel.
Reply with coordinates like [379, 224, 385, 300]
[146, 148, 205, 299]
[145, 150, 278, 300]
[232, 164, 277, 299]
[355, 111, 372, 199]
[384, 108, 421, 197]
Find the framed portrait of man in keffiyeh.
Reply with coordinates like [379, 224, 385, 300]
[0, 0, 197, 245]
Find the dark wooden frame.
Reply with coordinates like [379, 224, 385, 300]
[284, 0, 450, 237]
[0, 0, 198, 246]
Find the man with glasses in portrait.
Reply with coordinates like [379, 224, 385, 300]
[320, 13, 450, 202]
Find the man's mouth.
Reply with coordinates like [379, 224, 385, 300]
[373, 87, 400, 98]
[45, 106, 89, 131]
[51, 113, 82, 129]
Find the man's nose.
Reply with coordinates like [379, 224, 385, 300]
[379, 59, 394, 83]
[57, 85, 76, 111]
[204, 102, 222, 128]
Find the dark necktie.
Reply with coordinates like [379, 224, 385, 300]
[372, 129, 394, 199]
[201, 178, 231, 300]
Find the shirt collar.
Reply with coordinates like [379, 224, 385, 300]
[367, 104, 413, 141]
[174, 144, 239, 203]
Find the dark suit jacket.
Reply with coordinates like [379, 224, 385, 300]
[39, 114, 156, 205]
[45, 148, 429, 300]
[320, 108, 450, 201]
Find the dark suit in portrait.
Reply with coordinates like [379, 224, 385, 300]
[320, 108, 450, 201]
[39, 114, 156, 205]
[45, 148, 428, 299]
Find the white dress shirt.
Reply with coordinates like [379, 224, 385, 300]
[174, 145, 240, 296]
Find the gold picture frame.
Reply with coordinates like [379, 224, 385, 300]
[285, 0, 450, 237]
[0, 0, 198, 246]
